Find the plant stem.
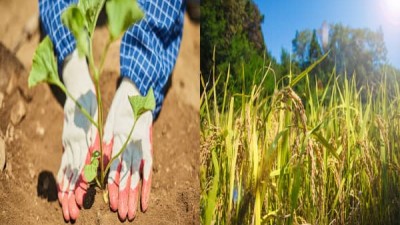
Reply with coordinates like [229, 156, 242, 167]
[94, 38, 115, 189]
[88, 39, 99, 82]
[87, 0, 106, 81]
[104, 118, 138, 176]
[87, 18, 109, 190]
[57, 83, 99, 128]
[95, 76, 105, 189]
[95, 176, 101, 188]
[88, 41, 105, 189]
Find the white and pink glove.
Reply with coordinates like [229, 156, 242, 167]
[57, 50, 153, 222]
[57, 50, 98, 221]
[103, 78, 153, 221]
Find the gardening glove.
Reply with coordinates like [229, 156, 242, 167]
[103, 78, 153, 221]
[57, 49, 99, 221]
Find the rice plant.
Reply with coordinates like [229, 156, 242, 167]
[200, 55, 400, 225]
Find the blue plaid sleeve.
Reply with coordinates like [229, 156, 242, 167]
[39, 0, 77, 68]
[120, 0, 185, 118]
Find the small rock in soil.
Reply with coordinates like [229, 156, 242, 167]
[10, 100, 26, 125]
[0, 137, 5, 171]
[6, 75, 17, 95]
[35, 122, 45, 136]
[83, 185, 96, 209]
[24, 13, 39, 39]
[6, 124, 14, 141]
[0, 92, 4, 109]
[28, 163, 35, 179]
[5, 161, 14, 179]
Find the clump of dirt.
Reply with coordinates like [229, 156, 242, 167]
[0, 3, 200, 224]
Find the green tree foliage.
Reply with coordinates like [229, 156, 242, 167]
[201, 0, 268, 99]
[327, 24, 387, 87]
[292, 24, 388, 90]
[279, 48, 291, 85]
[309, 29, 322, 64]
[201, 0, 392, 106]
[277, 48, 300, 88]
[292, 30, 312, 68]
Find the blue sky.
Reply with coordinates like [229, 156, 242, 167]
[253, 0, 400, 69]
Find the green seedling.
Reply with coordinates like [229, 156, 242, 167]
[28, 0, 154, 201]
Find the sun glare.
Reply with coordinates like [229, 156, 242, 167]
[381, 0, 400, 26]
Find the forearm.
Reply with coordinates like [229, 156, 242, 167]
[119, 0, 185, 118]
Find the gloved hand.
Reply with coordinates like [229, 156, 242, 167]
[57, 50, 98, 221]
[103, 78, 153, 221]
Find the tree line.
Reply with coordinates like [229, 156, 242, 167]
[200, 0, 400, 102]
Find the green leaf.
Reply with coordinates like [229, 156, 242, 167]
[62, 5, 89, 57]
[28, 36, 61, 88]
[78, 0, 106, 36]
[312, 132, 340, 160]
[289, 164, 302, 224]
[106, 0, 144, 41]
[204, 150, 219, 225]
[84, 158, 99, 182]
[290, 51, 330, 87]
[128, 87, 156, 120]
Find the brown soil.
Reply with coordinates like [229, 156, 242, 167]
[0, 1, 200, 224]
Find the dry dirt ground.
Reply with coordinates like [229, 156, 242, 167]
[0, 0, 200, 224]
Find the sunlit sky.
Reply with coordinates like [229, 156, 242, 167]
[253, 0, 400, 69]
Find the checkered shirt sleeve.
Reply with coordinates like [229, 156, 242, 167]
[121, 0, 184, 117]
[38, 0, 185, 117]
[39, 0, 78, 68]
